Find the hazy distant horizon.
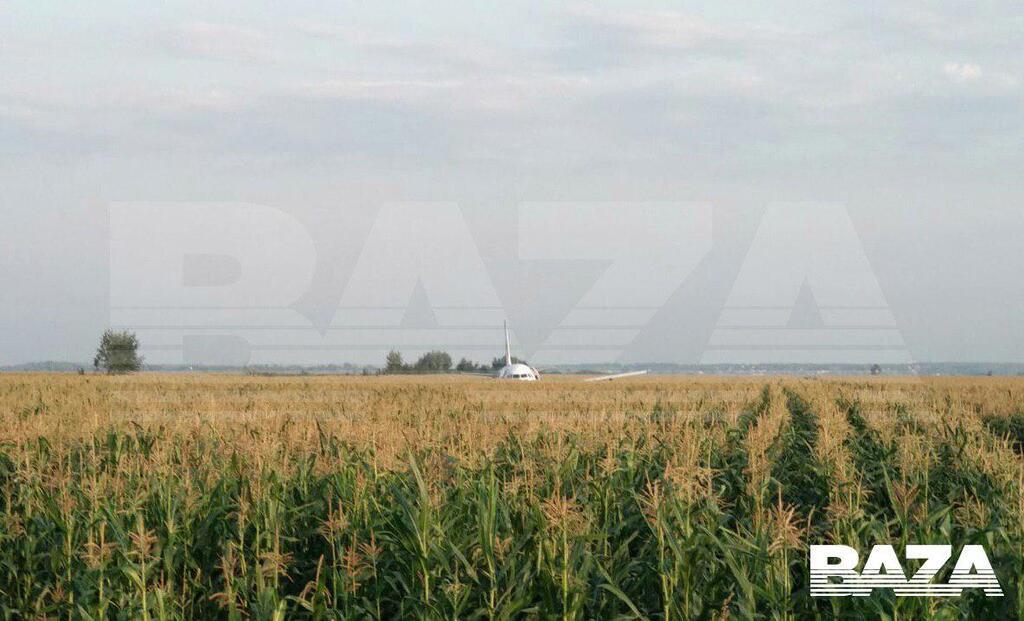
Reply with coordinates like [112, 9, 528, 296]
[6, 360, 1024, 375]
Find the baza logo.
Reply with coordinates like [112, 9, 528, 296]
[810, 545, 1003, 597]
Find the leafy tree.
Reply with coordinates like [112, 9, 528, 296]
[455, 358, 480, 372]
[385, 350, 407, 374]
[93, 330, 143, 374]
[870, 363, 882, 376]
[414, 350, 452, 373]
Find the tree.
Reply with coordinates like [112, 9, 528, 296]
[385, 350, 407, 374]
[94, 330, 143, 374]
[414, 350, 452, 373]
[869, 364, 882, 376]
[492, 355, 528, 370]
[456, 358, 478, 372]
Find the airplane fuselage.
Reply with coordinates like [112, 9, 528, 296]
[497, 362, 539, 381]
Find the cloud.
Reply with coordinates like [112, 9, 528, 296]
[879, 6, 1024, 51]
[0, 102, 42, 123]
[561, 5, 790, 55]
[939, 62, 1020, 91]
[165, 22, 273, 62]
[943, 62, 983, 82]
[2, 3, 1020, 166]
[566, 5, 734, 47]
[288, 19, 545, 79]
[295, 79, 462, 103]
[291, 73, 594, 116]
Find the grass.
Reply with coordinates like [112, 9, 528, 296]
[1, 374, 1023, 619]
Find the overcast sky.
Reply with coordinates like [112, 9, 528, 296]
[1, 1, 1022, 365]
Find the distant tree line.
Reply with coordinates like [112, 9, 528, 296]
[384, 350, 452, 374]
[384, 350, 528, 375]
[87, 329, 541, 377]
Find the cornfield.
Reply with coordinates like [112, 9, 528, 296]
[2, 374, 1023, 619]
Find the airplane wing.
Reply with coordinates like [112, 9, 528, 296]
[582, 370, 649, 382]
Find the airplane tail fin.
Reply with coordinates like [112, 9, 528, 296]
[504, 320, 512, 366]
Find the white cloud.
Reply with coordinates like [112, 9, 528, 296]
[295, 79, 462, 102]
[291, 73, 595, 116]
[563, 5, 790, 52]
[943, 62, 983, 82]
[0, 102, 43, 123]
[2, 3, 1020, 164]
[288, 19, 544, 78]
[166, 22, 273, 62]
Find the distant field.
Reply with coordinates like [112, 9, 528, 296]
[2, 374, 1023, 618]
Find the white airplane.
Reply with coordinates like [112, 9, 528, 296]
[496, 320, 542, 381]
[493, 321, 648, 382]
